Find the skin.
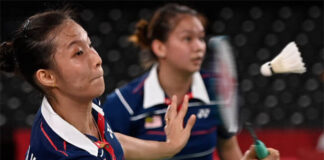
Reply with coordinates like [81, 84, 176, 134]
[243, 145, 280, 160]
[35, 19, 196, 160]
[38, 19, 104, 138]
[117, 95, 196, 160]
[152, 15, 280, 160]
[154, 15, 206, 104]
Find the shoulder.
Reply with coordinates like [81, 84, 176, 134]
[200, 70, 217, 81]
[28, 109, 101, 160]
[28, 110, 70, 159]
[200, 69, 216, 90]
[119, 72, 148, 95]
[105, 72, 148, 107]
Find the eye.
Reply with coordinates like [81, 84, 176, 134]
[76, 50, 83, 56]
[184, 36, 192, 42]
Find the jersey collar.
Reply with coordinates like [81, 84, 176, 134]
[41, 97, 103, 156]
[143, 64, 210, 109]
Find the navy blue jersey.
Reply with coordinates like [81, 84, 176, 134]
[103, 65, 234, 160]
[25, 97, 124, 160]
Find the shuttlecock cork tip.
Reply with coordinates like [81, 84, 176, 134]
[260, 62, 273, 76]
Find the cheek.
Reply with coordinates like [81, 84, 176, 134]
[202, 47, 207, 56]
[202, 43, 207, 52]
[55, 63, 86, 87]
[169, 45, 190, 58]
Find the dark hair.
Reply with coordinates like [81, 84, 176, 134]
[0, 9, 74, 93]
[129, 3, 207, 69]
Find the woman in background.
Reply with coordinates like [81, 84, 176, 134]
[103, 3, 280, 160]
[0, 9, 196, 160]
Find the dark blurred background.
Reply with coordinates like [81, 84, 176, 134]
[0, 0, 323, 159]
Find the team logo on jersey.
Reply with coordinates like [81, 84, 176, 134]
[25, 146, 36, 160]
[144, 115, 162, 129]
[106, 123, 114, 139]
[29, 154, 36, 160]
[197, 108, 210, 119]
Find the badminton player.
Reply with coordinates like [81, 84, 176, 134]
[103, 3, 280, 160]
[0, 9, 196, 160]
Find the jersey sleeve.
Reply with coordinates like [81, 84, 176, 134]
[26, 120, 70, 160]
[217, 124, 235, 139]
[215, 108, 236, 139]
[103, 90, 132, 134]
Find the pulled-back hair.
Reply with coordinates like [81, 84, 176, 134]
[129, 3, 207, 69]
[0, 9, 74, 93]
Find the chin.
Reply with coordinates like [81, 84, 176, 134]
[91, 82, 105, 98]
[190, 65, 201, 72]
[89, 90, 104, 100]
[97, 84, 105, 96]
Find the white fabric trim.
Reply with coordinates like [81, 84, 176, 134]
[191, 72, 211, 104]
[143, 64, 165, 109]
[130, 108, 167, 121]
[92, 102, 104, 115]
[143, 64, 210, 109]
[115, 88, 134, 115]
[25, 146, 30, 160]
[41, 97, 99, 156]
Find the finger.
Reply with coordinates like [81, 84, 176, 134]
[266, 148, 280, 160]
[164, 124, 168, 131]
[244, 145, 257, 159]
[168, 95, 178, 120]
[177, 95, 189, 120]
[164, 105, 171, 123]
[184, 114, 196, 132]
[274, 150, 280, 159]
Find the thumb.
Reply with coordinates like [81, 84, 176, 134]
[184, 115, 196, 132]
[243, 145, 258, 160]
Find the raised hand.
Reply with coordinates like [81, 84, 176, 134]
[164, 95, 196, 155]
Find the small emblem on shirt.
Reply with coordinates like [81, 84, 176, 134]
[197, 108, 210, 119]
[106, 123, 114, 139]
[27, 153, 36, 160]
[144, 115, 162, 129]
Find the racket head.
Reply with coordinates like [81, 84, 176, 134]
[204, 36, 239, 133]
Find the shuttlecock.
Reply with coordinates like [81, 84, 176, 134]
[260, 42, 306, 76]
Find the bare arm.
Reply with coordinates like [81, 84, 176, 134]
[218, 136, 243, 160]
[116, 95, 196, 160]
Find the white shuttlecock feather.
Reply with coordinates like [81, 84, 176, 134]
[260, 42, 306, 76]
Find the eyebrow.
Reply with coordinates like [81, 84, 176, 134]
[66, 35, 90, 49]
[67, 40, 82, 49]
[179, 29, 205, 34]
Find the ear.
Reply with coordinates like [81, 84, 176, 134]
[151, 39, 166, 58]
[35, 69, 56, 88]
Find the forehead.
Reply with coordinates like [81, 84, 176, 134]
[171, 15, 204, 34]
[52, 20, 87, 46]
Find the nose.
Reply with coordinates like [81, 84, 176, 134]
[192, 38, 206, 55]
[90, 48, 102, 69]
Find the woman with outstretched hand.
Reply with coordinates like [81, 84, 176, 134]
[0, 9, 195, 160]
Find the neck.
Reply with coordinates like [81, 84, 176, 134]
[46, 92, 99, 139]
[158, 64, 193, 104]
